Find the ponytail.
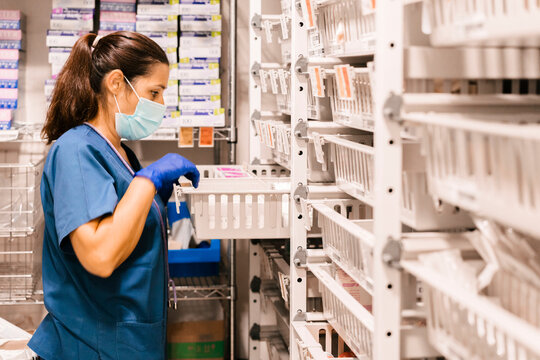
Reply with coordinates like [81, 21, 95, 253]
[42, 33, 99, 144]
[42, 31, 168, 144]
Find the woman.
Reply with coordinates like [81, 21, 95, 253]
[28, 32, 199, 360]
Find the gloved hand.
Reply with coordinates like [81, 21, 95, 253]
[135, 153, 200, 203]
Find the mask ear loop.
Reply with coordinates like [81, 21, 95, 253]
[124, 76, 141, 101]
[113, 94, 122, 114]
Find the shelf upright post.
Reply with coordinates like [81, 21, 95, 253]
[249, 0, 263, 164]
[289, 0, 309, 358]
[373, 1, 405, 359]
[248, 0, 263, 358]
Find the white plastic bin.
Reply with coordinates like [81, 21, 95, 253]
[312, 202, 374, 294]
[422, 0, 540, 47]
[403, 260, 540, 360]
[327, 66, 374, 131]
[408, 114, 540, 239]
[316, 0, 375, 57]
[325, 135, 473, 230]
[293, 321, 357, 360]
[309, 264, 373, 359]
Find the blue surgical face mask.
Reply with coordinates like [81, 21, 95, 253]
[114, 76, 166, 140]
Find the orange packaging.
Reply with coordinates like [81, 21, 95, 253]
[199, 127, 214, 148]
[179, 127, 194, 148]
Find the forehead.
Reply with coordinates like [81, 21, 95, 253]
[135, 63, 169, 85]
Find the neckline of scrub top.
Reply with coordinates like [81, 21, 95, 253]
[82, 122, 170, 281]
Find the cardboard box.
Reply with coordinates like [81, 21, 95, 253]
[167, 320, 224, 360]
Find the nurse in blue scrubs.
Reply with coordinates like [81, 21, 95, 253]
[27, 31, 199, 360]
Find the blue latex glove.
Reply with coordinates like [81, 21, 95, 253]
[135, 153, 200, 203]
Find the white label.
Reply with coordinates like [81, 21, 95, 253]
[264, 20, 273, 43]
[300, 0, 316, 29]
[280, 15, 289, 40]
[277, 69, 288, 95]
[308, 66, 324, 97]
[312, 132, 327, 170]
[259, 69, 268, 93]
[269, 70, 279, 95]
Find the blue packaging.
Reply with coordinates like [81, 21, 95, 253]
[0, 40, 22, 50]
[99, 22, 136, 31]
[0, 99, 17, 109]
[100, 2, 136, 12]
[0, 59, 18, 69]
[0, 20, 21, 30]
[0, 79, 17, 89]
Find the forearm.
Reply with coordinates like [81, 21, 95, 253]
[71, 177, 156, 277]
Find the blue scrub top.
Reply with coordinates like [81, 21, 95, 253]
[28, 124, 168, 360]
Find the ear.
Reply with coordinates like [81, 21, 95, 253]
[103, 69, 125, 96]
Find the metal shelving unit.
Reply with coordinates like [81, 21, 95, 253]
[245, 1, 540, 359]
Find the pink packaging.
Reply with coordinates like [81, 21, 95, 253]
[0, 69, 18, 80]
[101, 0, 136, 2]
[0, 49, 19, 60]
[0, 10, 21, 20]
[99, 11, 136, 22]
[0, 88, 18, 99]
[0, 109, 12, 122]
[0, 30, 22, 41]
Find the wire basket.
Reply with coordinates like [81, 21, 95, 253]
[327, 65, 374, 131]
[324, 135, 473, 230]
[422, 0, 540, 47]
[0, 221, 43, 303]
[403, 260, 540, 360]
[309, 264, 373, 359]
[0, 154, 45, 235]
[316, 0, 375, 57]
[407, 115, 540, 239]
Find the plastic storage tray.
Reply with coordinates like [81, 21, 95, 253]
[309, 264, 373, 359]
[168, 240, 221, 278]
[324, 135, 473, 230]
[407, 114, 540, 239]
[403, 260, 540, 360]
[423, 0, 540, 47]
[327, 66, 374, 131]
[293, 322, 357, 360]
[316, 0, 375, 57]
[178, 178, 291, 239]
[312, 202, 374, 294]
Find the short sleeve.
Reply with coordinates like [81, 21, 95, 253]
[49, 141, 119, 246]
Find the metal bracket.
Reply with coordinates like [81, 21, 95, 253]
[382, 237, 403, 270]
[250, 62, 261, 77]
[294, 55, 308, 74]
[251, 110, 261, 122]
[293, 119, 308, 140]
[293, 248, 307, 267]
[250, 276, 261, 293]
[251, 14, 262, 30]
[249, 323, 261, 340]
[293, 183, 308, 203]
[293, 311, 307, 322]
[383, 92, 403, 124]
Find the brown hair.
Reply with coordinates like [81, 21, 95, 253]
[42, 31, 169, 143]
